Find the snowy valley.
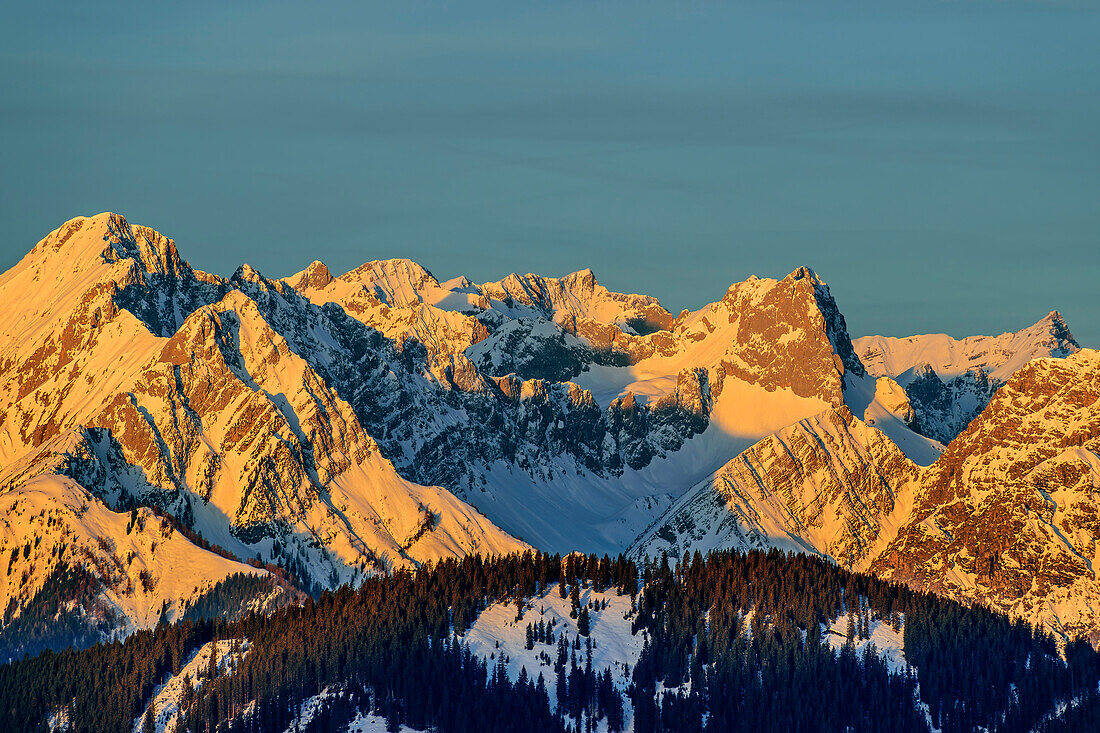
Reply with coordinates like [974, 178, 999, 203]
[0, 213, 1097, 732]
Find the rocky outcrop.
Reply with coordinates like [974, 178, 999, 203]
[855, 312, 1081, 443]
[899, 365, 995, 443]
[871, 350, 1100, 642]
[631, 406, 920, 569]
[635, 349, 1100, 643]
[674, 267, 863, 408]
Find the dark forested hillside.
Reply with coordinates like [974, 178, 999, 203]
[630, 550, 1100, 733]
[0, 566, 114, 665]
[3, 550, 1099, 733]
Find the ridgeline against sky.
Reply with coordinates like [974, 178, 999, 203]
[1, 1, 1097, 345]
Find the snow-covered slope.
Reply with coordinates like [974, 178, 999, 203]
[287, 689, 426, 733]
[0, 475, 266, 659]
[133, 639, 251, 733]
[629, 406, 925, 569]
[855, 312, 1080, 383]
[0, 214, 527, 647]
[854, 312, 1080, 443]
[461, 581, 642, 727]
[460, 580, 925, 733]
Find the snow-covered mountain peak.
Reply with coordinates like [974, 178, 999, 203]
[554, 268, 604, 298]
[660, 266, 864, 406]
[340, 258, 443, 306]
[479, 268, 670, 328]
[852, 312, 1082, 444]
[784, 264, 820, 283]
[230, 263, 268, 286]
[1021, 309, 1079, 357]
[713, 267, 861, 370]
[717, 266, 820, 301]
[284, 260, 334, 291]
[8, 213, 183, 283]
[1042, 309, 1069, 327]
[101, 213, 179, 275]
[854, 311, 1080, 384]
[565, 266, 596, 282]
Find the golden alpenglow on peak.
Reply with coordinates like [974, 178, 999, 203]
[3, 2, 1099, 730]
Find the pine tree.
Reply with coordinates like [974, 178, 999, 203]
[556, 670, 568, 716]
[578, 607, 590, 637]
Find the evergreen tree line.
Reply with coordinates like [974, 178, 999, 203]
[180, 574, 288, 625]
[629, 549, 1100, 733]
[0, 565, 113, 664]
[0, 551, 632, 732]
[1, 549, 1098, 732]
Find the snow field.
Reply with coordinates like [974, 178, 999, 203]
[461, 582, 643, 730]
[131, 639, 251, 733]
[285, 687, 426, 733]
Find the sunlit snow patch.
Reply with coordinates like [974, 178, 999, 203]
[132, 639, 250, 733]
[461, 581, 643, 728]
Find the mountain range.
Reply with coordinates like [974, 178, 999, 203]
[1, 212, 1092, 656]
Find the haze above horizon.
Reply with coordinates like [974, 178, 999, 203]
[1, 1, 1097, 345]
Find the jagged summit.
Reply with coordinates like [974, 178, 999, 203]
[680, 266, 865, 406]
[10, 212, 187, 281]
[786, 265, 819, 281]
[855, 310, 1081, 384]
[284, 260, 334, 291]
[340, 258, 442, 306]
[479, 267, 669, 327]
[852, 310, 1082, 444]
[231, 262, 268, 285]
[1032, 310, 1079, 354]
[1, 213, 1095, 655]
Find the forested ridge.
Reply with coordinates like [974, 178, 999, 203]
[630, 550, 1100, 732]
[3, 549, 1099, 732]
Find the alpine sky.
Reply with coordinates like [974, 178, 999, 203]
[1, 0, 1097, 344]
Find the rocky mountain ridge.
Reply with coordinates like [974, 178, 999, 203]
[633, 349, 1100, 641]
[854, 312, 1081, 443]
[0, 212, 1090, 650]
[0, 215, 528, 647]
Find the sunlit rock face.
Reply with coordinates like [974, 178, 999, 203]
[854, 311, 1081, 443]
[630, 405, 922, 569]
[871, 350, 1100, 643]
[633, 350, 1100, 642]
[1, 212, 1093, 649]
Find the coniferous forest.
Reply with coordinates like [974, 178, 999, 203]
[3, 549, 1100, 733]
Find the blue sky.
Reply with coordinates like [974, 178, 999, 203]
[2, 1, 1097, 345]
